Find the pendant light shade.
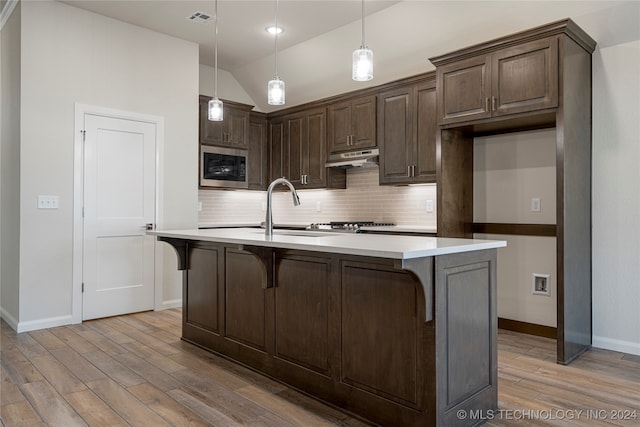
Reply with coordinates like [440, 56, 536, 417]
[352, 0, 373, 81]
[267, 78, 285, 105]
[208, 98, 224, 121]
[209, 0, 223, 121]
[267, 0, 285, 105]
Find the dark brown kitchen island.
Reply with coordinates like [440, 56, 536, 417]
[152, 228, 505, 426]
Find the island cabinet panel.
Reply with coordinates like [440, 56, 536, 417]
[184, 244, 221, 335]
[436, 37, 558, 126]
[273, 253, 331, 376]
[435, 250, 497, 426]
[224, 248, 267, 351]
[341, 261, 422, 407]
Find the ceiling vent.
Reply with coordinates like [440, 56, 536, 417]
[187, 11, 213, 24]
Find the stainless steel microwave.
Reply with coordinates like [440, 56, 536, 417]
[200, 145, 248, 188]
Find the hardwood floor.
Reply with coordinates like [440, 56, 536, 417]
[1, 309, 639, 426]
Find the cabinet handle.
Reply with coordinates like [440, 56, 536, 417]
[492, 96, 497, 111]
[412, 165, 416, 177]
[407, 165, 412, 177]
[486, 97, 490, 112]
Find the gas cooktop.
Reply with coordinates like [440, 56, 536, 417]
[307, 221, 395, 233]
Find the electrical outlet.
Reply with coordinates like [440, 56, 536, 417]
[38, 195, 59, 209]
[531, 197, 541, 212]
[198, 201, 203, 212]
[532, 273, 550, 296]
[315, 201, 322, 212]
[425, 199, 434, 213]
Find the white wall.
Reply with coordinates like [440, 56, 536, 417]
[474, 129, 557, 327]
[592, 40, 640, 356]
[199, 64, 257, 109]
[0, 0, 21, 328]
[13, 0, 198, 330]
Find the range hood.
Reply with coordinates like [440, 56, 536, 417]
[325, 148, 379, 168]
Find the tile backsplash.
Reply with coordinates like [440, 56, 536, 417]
[198, 168, 437, 227]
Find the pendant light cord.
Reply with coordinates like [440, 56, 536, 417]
[214, 0, 219, 98]
[361, 0, 365, 48]
[274, 0, 279, 78]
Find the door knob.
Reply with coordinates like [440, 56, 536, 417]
[145, 223, 154, 230]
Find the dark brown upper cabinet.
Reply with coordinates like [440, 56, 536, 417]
[271, 107, 346, 190]
[436, 37, 558, 126]
[199, 95, 252, 147]
[378, 78, 437, 185]
[327, 94, 377, 153]
[248, 113, 269, 190]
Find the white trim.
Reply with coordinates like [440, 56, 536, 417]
[17, 314, 74, 333]
[73, 103, 165, 324]
[0, 307, 19, 331]
[158, 299, 182, 311]
[0, 0, 18, 31]
[593, 335, 640, 357]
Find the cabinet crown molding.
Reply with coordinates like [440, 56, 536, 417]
[429, 18, 596, 67]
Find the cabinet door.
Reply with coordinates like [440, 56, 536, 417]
[284, 114, 304, 187]
[185, 245, 221, 334]
[492, 37, 558, 116]
[351, 95, 377, 149]
[274, 252, 331, 376]
[199, 96, 225, 145]
[341, 261, 421, 406]
[225, 107, 249, 147]
[437, 55, 491, 125]
[304, 108, 327, 188]
[327, 100, 352, 153]
[269, 119, 285, 182]
[378, 86, 413, 185]
[248, 115, 268, 190]
[414, 83, 437, 182]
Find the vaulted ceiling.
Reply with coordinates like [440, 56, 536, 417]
[59, 1, 640, 112]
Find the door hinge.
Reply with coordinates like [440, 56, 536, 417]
[82, 206, 85, 218]
[81, 282, 84, 292]
[81, 129, 86, 142]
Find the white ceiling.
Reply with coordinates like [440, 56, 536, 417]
[59, 1, 640, 112]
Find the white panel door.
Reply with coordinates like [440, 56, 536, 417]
[83, 114, 156, 320]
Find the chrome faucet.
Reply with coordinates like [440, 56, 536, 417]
[265, 177, 300, 237]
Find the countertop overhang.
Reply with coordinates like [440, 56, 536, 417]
[149, 227, 505, 260]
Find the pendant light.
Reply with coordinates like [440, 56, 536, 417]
[352, 0, 373, 81]
[267, 0, 285, 105]
[208, 0, 223, 121]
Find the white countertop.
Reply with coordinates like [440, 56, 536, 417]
[150, 228, 505, 260]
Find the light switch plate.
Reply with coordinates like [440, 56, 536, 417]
[531, 197, 541, 212]
[38, 195, 59, 209]
[426, 199, 434, 213]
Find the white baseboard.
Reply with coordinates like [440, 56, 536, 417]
[0, 307, 19, 331]
[593, 335, 640, 357]
[15, 314, 73, 333]
[157, 299, 182, 310]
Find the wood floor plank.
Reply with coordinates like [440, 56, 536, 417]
[127, 382, 210, 426]
[115, 351, 184, 391]
[1, 363, 29, 405]
[64, 389, 129, 427]
[167, 387, 242, 426]
[86, 377, 170, 426]
[20, 380, 87, 426]
[71, 325, 128, 356]
[29, 354, 87, 395]
[48, 326, 99, 354]
[48, 347, 106, 383]
[120, 328, 183, 357]
[0, 347, 45, 385]
[0, 400, 45, 427]
[81, 350, 146, 388]
[83, 319, 135, 345]
[27, 329, 67, 351]
[121, 340, 186, 373]
[237, 384, 337, 426]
